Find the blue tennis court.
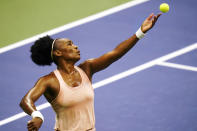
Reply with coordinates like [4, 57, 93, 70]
[0, 0, 197, 130]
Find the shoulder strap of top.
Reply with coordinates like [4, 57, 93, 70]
[53, 69, 67, 87]
[75, 66, 91, 83]
[74, 66, 85, 77]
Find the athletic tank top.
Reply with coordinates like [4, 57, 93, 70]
[50, 66, 95, 131]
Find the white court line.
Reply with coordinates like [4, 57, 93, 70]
[0, 0, 150, 54]
[93, 43, 197, 88]
[157, 61, 197, 72]
[1, 43, 197, 126]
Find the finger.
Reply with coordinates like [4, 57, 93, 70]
[147, 13, 154, 20]
[32, 127, 38, 131]
[27, 123, 34, 128]
[151, 16, 157, 24]
[27, 122, 33, 127]
[156, 13, 162, 19]
[31, 127, 37, 131]
[157, 13, 162, 17]
[154, 14, 161, 23]
[154, 15, 157, 20]
[28, 126, 37, 131]
[27, 126, 35, 131]
[151, 18, 157, 27]
[27, 122, 36, 130]
[28, 120, 32, 124]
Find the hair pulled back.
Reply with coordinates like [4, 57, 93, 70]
[30, 35, 54, 66]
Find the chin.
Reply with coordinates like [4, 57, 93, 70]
[77, 57, 80, 61]
[74, 56, 80, 62]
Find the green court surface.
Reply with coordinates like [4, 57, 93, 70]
[0, 0, 131, 48]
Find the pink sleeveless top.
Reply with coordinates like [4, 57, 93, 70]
[50, 66, 95, 131]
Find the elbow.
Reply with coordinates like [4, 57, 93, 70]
[19, 97, 35, 115]
[19, 97, 27, 109]
[19, 99, 24, 108]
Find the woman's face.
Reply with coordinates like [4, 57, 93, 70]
[55, 38, 80, 62]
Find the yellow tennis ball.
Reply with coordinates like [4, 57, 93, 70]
[160, 3, 170, 13]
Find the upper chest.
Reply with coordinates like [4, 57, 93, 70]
[61, 71, 82, 87]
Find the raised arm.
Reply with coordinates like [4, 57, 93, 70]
[84, 13, 161, 76]
[19, 77, 48, 131]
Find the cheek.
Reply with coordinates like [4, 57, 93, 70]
[66, 49, 76, 57]
[63, 48, 72, 54]
[68, 49, 75, 56]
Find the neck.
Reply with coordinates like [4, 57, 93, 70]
[57, 60, 76, 74]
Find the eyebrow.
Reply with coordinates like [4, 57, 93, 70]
[65, 40, 72, 44]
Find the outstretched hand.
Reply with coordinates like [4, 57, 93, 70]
[141, 13, 162, 33]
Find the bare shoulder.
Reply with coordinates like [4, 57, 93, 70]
[78, 59, 92, 69]
[78, 59, 93, 81]
[39, 72, 59, 88]
[39, 72, 60, 103]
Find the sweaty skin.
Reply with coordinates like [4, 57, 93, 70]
[20, 13, 161, 131]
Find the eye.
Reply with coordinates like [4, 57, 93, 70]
[67, 41, 72, 46]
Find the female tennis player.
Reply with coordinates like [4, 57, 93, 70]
[20, 13, 161, 131]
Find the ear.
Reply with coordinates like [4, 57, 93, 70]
[53, 50, 62, 57]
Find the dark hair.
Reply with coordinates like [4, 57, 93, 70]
[30, 35, 54, 66]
